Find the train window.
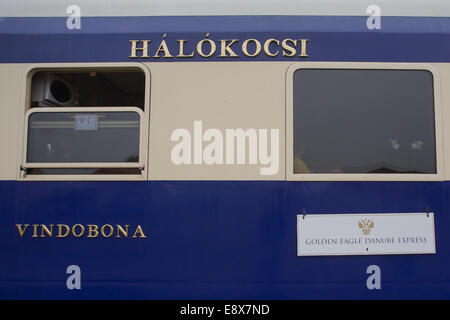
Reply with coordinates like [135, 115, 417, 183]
[20, 66, 149, 180]
[287, 64, 443, 181]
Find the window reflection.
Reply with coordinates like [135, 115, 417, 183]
[293, 69, 436, 174]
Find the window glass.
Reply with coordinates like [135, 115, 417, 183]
[27, 111, 140, 164]
[293, 69, 436, 174]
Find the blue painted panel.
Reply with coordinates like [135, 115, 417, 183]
[0, 181, 448, 299]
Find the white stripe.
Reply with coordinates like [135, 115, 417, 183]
[0, 0, 449, 18]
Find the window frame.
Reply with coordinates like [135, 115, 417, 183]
[18, 63, 150, 181]
[286, 62, 444, 181]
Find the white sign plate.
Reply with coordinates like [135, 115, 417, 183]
[297, 213, 436, 256]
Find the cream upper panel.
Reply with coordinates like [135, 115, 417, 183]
[147, 61, 449, 181]
[146, 62, 287, 180]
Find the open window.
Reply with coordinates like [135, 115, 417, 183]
[286, 63, 443, 181]
[20, 65, 149, 180]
